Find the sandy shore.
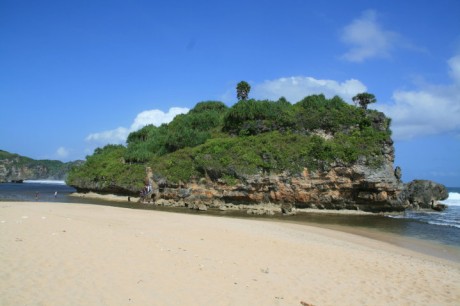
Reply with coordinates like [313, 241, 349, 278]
[70, 192, 138, 202]
[1, 201, 459, 305]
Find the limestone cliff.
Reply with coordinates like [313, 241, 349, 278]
[147, 157, 446, 213]
[67, 98, 448, 212]
[0, 150, 82, 182]
[147, 144, 408, 212]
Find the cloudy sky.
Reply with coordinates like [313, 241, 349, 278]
[1, 0, 459, 186]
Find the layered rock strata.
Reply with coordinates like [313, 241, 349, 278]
[143, 161, 446, 215]
[149, 162, 406, 213]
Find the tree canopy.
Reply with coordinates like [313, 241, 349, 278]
[352, 92, 377, 110]
[236, 81, 251, 101]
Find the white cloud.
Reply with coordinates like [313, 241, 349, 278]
[86, 127, 130, 144]
[340, 10, 399, 62]
[56, 146, 69, 158]
[376, 55, 460, 140]
[130, 107, 189, 131]
[86, 107, 190, 145]
[252, 76, 367, 103]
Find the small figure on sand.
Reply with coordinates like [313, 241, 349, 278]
[54, 191, 58, 198]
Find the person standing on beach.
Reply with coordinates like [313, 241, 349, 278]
[54, 191, 57, 198]
[35, 192, 39, 200]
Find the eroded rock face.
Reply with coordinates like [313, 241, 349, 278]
[0, 155, 82, 183]
[146, 157, 449, 212]
[149, 158, 409, 212]
[0, 158, 48, 182]
[403, 180, 449, 209]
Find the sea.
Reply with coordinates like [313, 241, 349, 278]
[1, 181, 459, 259]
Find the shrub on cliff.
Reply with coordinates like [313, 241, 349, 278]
[124, 101, 228, 163]
[125, 124, 169, 163]
[223, 98, 294, 135]
[67, 144, 144, 192]
[148, 127, 389, 183]
[69, 93, 393, 188]
[222, 95, 378, 137]
[293, 94, 369, 134]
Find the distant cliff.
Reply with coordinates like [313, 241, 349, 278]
[0, 150, 83, 182]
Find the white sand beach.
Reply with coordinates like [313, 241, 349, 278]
[1, 201, 459, 305]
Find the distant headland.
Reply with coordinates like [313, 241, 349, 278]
[0, 150, 83, 183]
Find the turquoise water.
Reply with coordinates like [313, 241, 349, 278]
[1, 181, 459, 250]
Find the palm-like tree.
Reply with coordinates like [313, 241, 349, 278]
[236, 81, 251, 101]
[352, 92, 376, 110]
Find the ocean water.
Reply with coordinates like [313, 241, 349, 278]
[1, 181, 459, 251]
[0, 181, 79, 203]
[390, 187, 460, 230]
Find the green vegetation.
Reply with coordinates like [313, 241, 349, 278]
[66, 145, 145, 192]
[124, 101, 228, 163]
[0, 150, 81, 181]
[223, 98, 294, 135]
[68, 92, 392, 189]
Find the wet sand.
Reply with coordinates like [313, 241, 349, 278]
[1, 201, 459, 305]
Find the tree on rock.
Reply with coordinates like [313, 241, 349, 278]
[352, 92, 376, 110]
[236, 81, 251, 101]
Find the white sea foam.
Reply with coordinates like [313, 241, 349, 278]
[442, 192, 460, 206]
[23, 180, 66, 185]
[386, 215, 404, 219]
[428, 221, 460, 229]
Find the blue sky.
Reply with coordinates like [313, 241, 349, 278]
[1, 0, 459, 186]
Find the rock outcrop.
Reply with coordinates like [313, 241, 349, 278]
[0, 150, 82, 182]
[143, 146, 446, 213]
[66, 107, 445, 214]
[0, 161, 51, 182]
[66, 138, 449, 214]
[150, 161, 405, 212]
[145, 169, 447, 213]
[403, 180, 449, 210]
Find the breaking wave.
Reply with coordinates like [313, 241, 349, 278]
[442, 192, 460, 206]
[23, 180, 66, 185]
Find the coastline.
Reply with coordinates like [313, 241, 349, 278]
[1, 201, 459, 305]
[69, 191, 376, 215]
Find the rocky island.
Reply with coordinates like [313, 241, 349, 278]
[66, 87, 448, 213]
